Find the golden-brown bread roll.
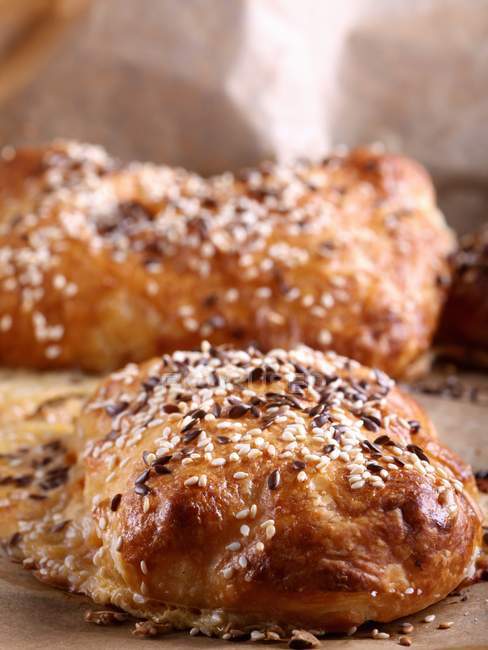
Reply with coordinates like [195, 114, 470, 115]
[0, 140, 454, 377]
[438, 223, 488, 367]
[1, 344, 482, 635]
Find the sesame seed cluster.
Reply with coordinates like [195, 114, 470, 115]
[0, 140, 453, 375]
[88, 341, 463, 504]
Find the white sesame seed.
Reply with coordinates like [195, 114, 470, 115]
[222, 567, 234, 579]
[238, 555, 248, 568]
[198, 474, 208, 487]
[248, 448, 262, 459]
[211, 457, 226, 466]
[140, 560, 148, 575]
[297, 471, 307, 482]
[235, 508, 249, 520]
[184, 476, 199, 487]
[226, 542, 241, 551]
[350, 480, 365, 490]
[423, 615, 436, 623]
[233, 471, 249, 480]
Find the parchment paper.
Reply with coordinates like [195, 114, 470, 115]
[0, 380, 486, 650]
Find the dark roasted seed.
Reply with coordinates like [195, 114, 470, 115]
[111, 493, 122, 511]
[135, 469, 150, 485]
[268, 469, 281, 490]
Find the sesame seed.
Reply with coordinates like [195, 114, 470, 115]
[399, 623, 414, 634]
[267, 469, 281, 490]
[235, 509, 249, 519]
[438, 621, 453, 629]
[238, 555, 248, 568]
[233, 471, 249, 480]
[422, 614, 435, 623]
[226, 542, 241, 551]
[297, 471, 307, 482]
[240, 525, 250, 537]
[140, 560, 148, 575]
[265, 524, 276, 540]
[222, 567, 234, 579]
[184, 476, 199, 487]
[350, 480, 365, 490]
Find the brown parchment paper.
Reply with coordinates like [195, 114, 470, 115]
[0, 380, 486, 650]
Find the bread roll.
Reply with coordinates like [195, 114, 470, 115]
[0, 141, 453, 377]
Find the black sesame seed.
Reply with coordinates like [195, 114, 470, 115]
[362, 416, 379, 433]
[163, 403, 180, 414]
[406, 444, 430, 463]
[135, 484, 150, 496]
[292, 460, 306, 470]
[153, 464, 172, 475]
[361, 439, 382, 456]
[408, 419, 421, 433]
[228, 404, 249, 418]
[217, 435, 230, 444]
[111, 493, 122, 511]
[323, 444, 335, 454]
[142, 376, 160, 391]
[106, 401, 128, 417]
[153, 454, 172, 466]
[268, 469, 281, 490]
[374, 435, 393, 446]
[366, 463, 383, 474]
[182, 429, 202, 443]
[312, 414, 329, 428]
[135, 469, 151, 484]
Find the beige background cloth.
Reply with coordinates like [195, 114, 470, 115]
[0, 0, 487, 230]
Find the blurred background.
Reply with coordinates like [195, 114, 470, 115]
[0, 0, 487, 232]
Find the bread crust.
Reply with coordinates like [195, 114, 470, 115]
[1, 344, 480, 634]
[0, 141, 454, 376]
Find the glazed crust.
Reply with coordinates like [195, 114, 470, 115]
[1, 344, 481, 634]
[0, 141, 454, 377]
[439, 223, 488, 366]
